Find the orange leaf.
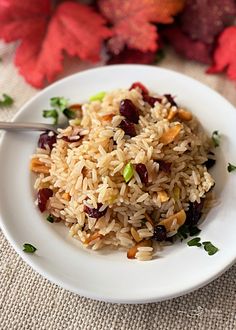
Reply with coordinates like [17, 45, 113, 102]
[99, 0, 185, 54]
[0, 0, 111, 88]
[207, 27, 236, 81]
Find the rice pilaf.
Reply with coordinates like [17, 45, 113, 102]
[30, 82, 215, 261]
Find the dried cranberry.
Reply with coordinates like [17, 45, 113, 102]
[136, 163, 148, 185]
[153, 225, 167, 241]
[119, 119, 136, 137]
[204, 158, 216, 169]
[120, 99, 139, 124]
[164, 94, 177, 107]
[186, 200, 204, 226]
[143, 94, 161, 107]
[37, 188, 53, 213]
[38, 131, 57, 150]
[84, 203, 107, 219]
[129, 82, 149, 95]
[204, 152, 216, 169]
[157, 160, 172, 173]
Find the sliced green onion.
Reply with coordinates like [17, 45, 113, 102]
[70, 118, 81, 126]
[227, 163, 236, 173]
[202, 241, 219, 255]
[123, 162, 134, 183]
[63, 108, 76, 119]
[89, 91, 106, 102]
[0, 93, 14, 107]
[23, 243, 37, 253]
[43, 109, 59, 125]
[50, 97, 68, 110]
[212, 130, 220, 147]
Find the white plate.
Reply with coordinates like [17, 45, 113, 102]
[0, 65, 236, 304]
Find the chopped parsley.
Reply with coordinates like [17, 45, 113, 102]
[177, 225, 189, 239]
[187, 237, 202, 247]
[186, 237, 219, 256]
[202, 241, 219, 256]
[227, 163, 236, 173]
[42, 97, 74, 124]
[23, 243, 37, 253]
[46, 214, 54, 223]
[177, 225, 218, 256]
[189, 226, 201, 236]
[50, 97, 69, 110]
[177, 224, 201, 240]
[212, 130, 220, 147]
[63, 108, 76, 119]
[0, 93, 14, 107]
[43, 109, 59, 124]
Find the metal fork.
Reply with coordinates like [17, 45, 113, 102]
[0, 121, 58, 133]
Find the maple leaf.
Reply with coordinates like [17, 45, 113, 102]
[98, 0, 185, 54]
[163, 27, 212, 64]
[0, 0, 111, 88]
[207, 27, 236, 81]
[179, 0, 236, 44]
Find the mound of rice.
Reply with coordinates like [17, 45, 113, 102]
[31, 84, 215, 261]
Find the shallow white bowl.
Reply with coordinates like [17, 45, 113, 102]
[0, 65, 236, 304]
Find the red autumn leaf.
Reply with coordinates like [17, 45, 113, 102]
[207, 27, 236, 81]
[106, 48, 157, 65]
[98, 0, 185, 54]
[163, 27, 212, 64]
[0, 0, 111, 88]
[179, 0, 236, 44]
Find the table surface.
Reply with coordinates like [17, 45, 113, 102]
[0, 42, 236, 330]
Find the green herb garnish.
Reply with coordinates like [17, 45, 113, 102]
[89, 91, 106, 102]
[177, 224, 189, 240]
[43, 109, 59, 124]
[155, 49, 165, 63]
[177, 225, 201, 240]
[189, 226, 201, 236]
[212, 130, 220, 147]
[187, 237, 202, 247]
[63, 108, 76, 119]
[0, 93, 14, 107]
[47, 214, 54, 223]
[42, 97, 70, 124]
[23, 243, 37, 253]
[227, 163, 236, 173]
[123, 162, 134, 183]
[50, 97, 69, 110]
[202, 241, 219, 256]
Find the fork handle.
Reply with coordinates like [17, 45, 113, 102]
[0, 121, 57, 132]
